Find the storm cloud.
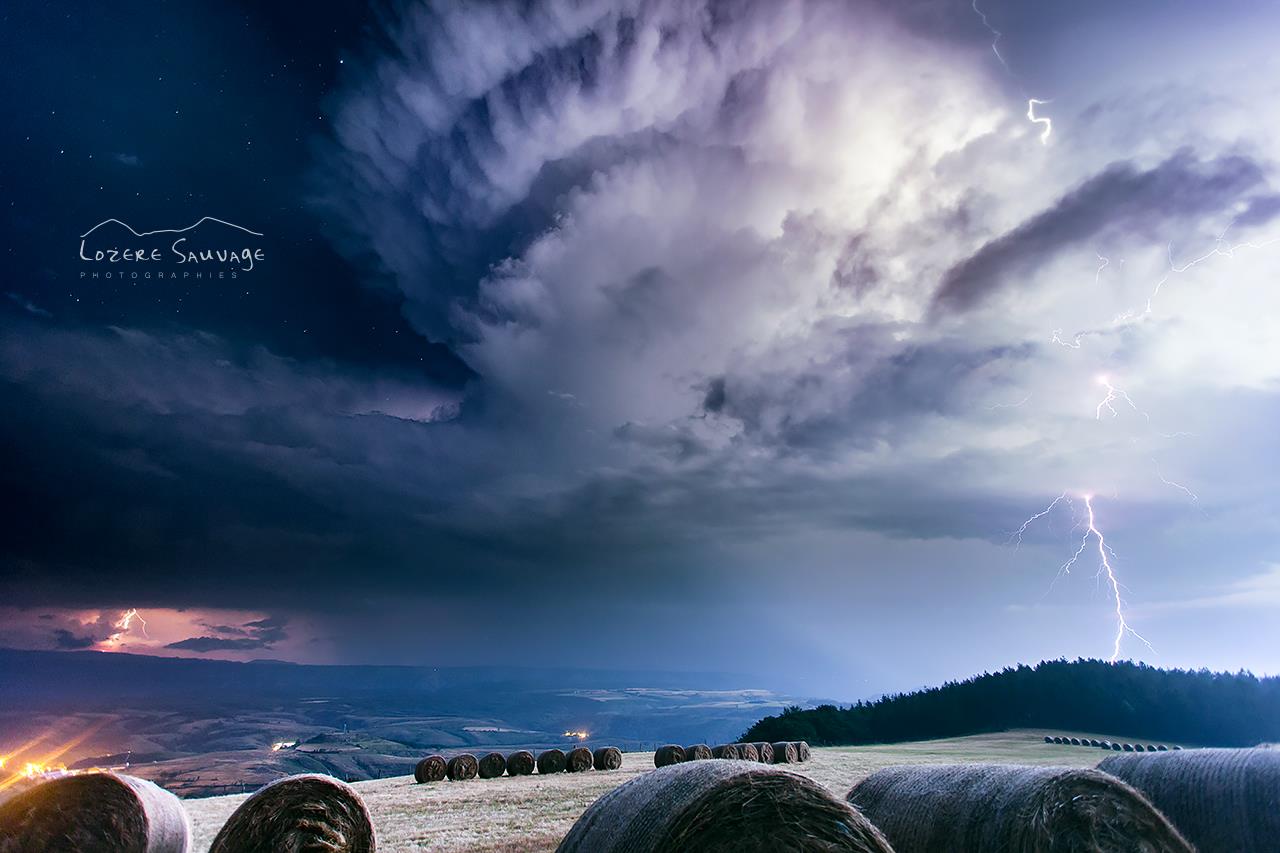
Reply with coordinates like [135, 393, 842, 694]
[4, 0, 1280, 689]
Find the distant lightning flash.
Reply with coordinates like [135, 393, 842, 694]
[1027, 99, 1052, 144]
[1094, 375, 1139, 420]
[100, 608, 148, 649]
[1013, 493, 1153, 661]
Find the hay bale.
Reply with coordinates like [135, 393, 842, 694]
[796, 741, 812, 762]
[1091, 739, 1102, 747]
[478, 751, 507, 779]
[1146, 745, 1159, 753]
[737, 743, 760, 762]
[507, 750, 536, 776]
[566, 747, 593, 773]
[537, 749, 567, 775]
[847, 763, 1192, 853]
[557, 760, 893, 853]
[1100, 741, 1112, 750]
[1052, 736, 1064, 744]
[752, 742, 775, 764]
[1172, 745, 1183, 750]
[711, 744, 738, 760]
[1070, 737, 1082, 746]
[771, 742, 799, 764]
[683, 744, 713, 762]
[1156, 745, 1169, 752]
[1112, 742, 1124, 751]
[1099, 747, 1280, 852]
[1043, 735, 1053, 743]
[593, 747, 623, 771]
[0, 772, 190, 853]
[1123, 743, 1135, 752]
[654, 745, 686, 768]
[414, 755, 446, 784]
[447, 753, 479, 781]
[208, 773, 374, 853]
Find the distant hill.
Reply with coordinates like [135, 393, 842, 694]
[743, 659, 1280, 747]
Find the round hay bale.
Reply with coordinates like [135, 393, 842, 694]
[1052, 736, 1064, 744]
[771, 742, 799, 764]
[414, 755, 447, 784]
[752, 742, 775, 764]
[1070, 737, 1082, 746]
[0, 772, 190, 853]
[847, 763, 1192, 853]
[208, 773, 374, 853]
[447, 753, 479, 781]
[537, 749, 567, 775]
[1100, 741, 1112, 750]
[566, 747, 593, 773]
[478, 751, 507, 779]
[1123, 743, 1135, 752]
[737, 743, 760, 762]
[1145, 745, 1158, 753]
[1099, 747, 1280, 852]
[1091, 739, 1101, 747]
[593, 747, 623, 771]
[1172, 745, 1183, 750]
[557, 760, 893, 853]
[1156, 744, 1169, 752]
[711, 744, 738, 760]
[683, 744, 713, 762]
[795, 741, 812, 762]
[507, 750, 536, 776]
[654, 745, 686, 768]
[1043, 735, 1052, 743]
[1112, 742, 1124, 751]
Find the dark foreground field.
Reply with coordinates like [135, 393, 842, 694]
[183, 729, 1124, 852]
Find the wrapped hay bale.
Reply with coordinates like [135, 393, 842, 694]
[683, 744, 713, 762]
[507, 750, 536, 776]
[1043, 735, 1052, 743]
[710, 744, 738, 760]
[1069, 738, 1082, 746]
[1100, 741, 1112, 750]
[752, 742, 775, 764]
[0, 772, 190, 853]
[566, 747, 594, 773]
[557, 759, 893, 853]
[1091, 740, 1102, 747]
[737, 743, 760, 762]
[1099, 747, 1280, 852]
[414, 755, 447, 784]
[593, 747, 623, 771]
[1052, 736, 1064, 745]
[208, 773, 374, 853]
[478, 752, 507, 779]
[1111, 743, 1123, 751]
[796, 741, 812, 762]
[1156, 745, 1169, 752]
[847, 763, 1192, 853]
[537, 749, 567, 775]
[654, 745, 686, 768]
[1123, 743, 1135, 752]
[447, 753, 479, 781]
[771, 742, 799, 764]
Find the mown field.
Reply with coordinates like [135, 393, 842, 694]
[184, 728, 1131, 851]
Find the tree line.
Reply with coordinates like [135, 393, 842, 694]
[742, 659, 1280, 747]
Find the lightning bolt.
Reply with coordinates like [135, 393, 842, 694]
[100, 608, 148, 649]
[1013, 493, 1153, 661]
[1094, 374, 1139, 420]
[1027, 99, 1052, 144]
[1115, 220, 1280, 325]
[971, 0, 1009, 72]
[985, 393, 1032, 411]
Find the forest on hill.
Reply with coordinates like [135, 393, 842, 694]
[743, 659, 1280, 747]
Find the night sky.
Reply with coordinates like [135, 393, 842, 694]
[3, 0, 1279, 697]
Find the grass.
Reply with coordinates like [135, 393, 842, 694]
[182, 728, 1124, 851]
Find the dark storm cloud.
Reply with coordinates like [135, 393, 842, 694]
[52, 629, 97, 650]
[931, 150, 1270, 314]
[167, 614, 289, 652]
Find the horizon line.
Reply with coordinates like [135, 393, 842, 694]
[80, 217, 263, 239]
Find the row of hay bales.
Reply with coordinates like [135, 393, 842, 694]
[654, 740, 811, 768]
[1043, 734, 1182, 752]
[414, 745, 624, 783]
[559, 746, 1279, 852]
[0, 771, 375, 853]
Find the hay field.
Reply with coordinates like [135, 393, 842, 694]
[183, 729, 1117, 851]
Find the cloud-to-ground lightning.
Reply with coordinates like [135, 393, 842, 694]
[1094, 374, 1139, 420]
[1013, 493, 1153, 661]
[98, 608, 148, 649]
[1027, 99, 1052, 144]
